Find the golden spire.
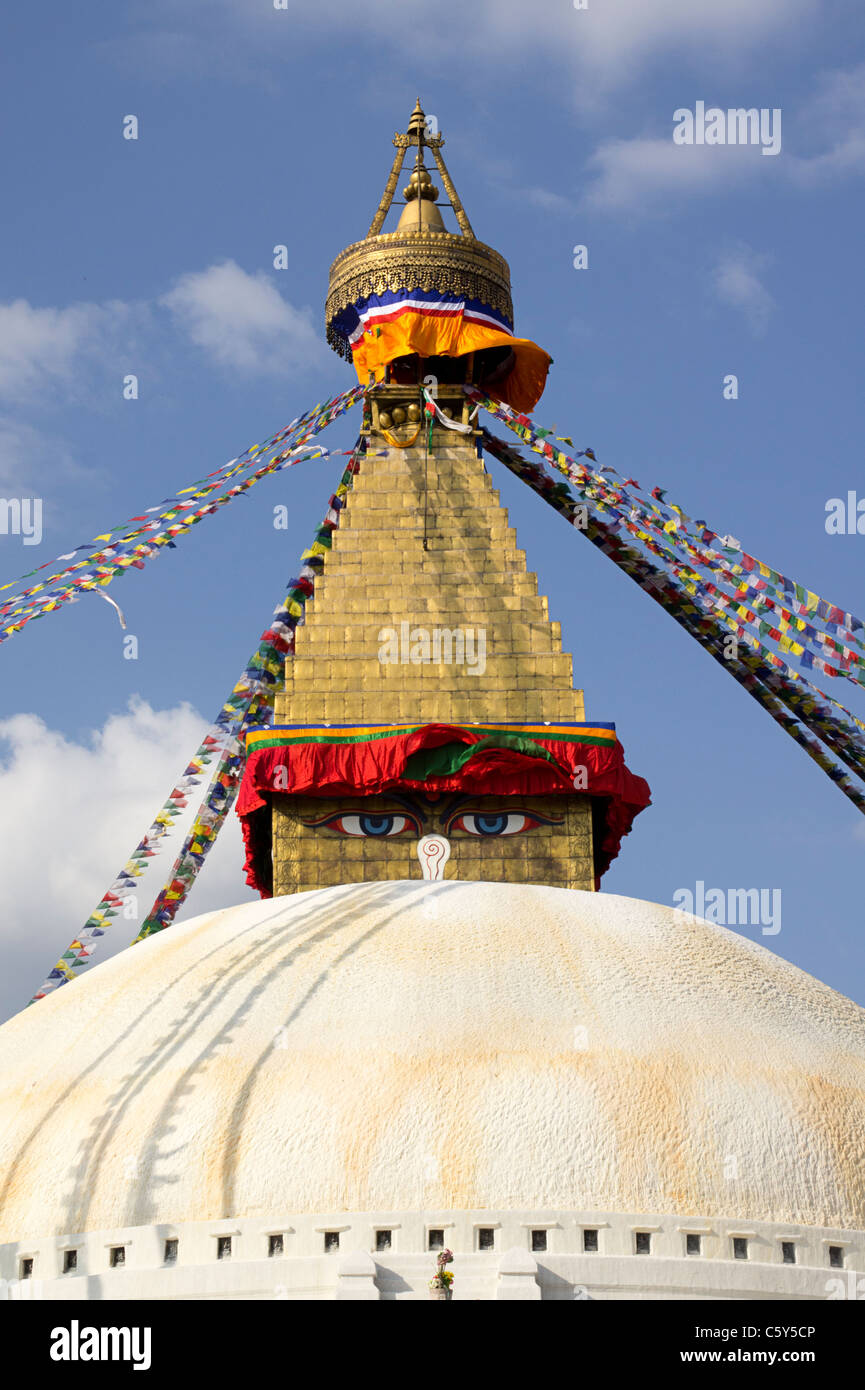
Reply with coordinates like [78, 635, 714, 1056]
[406, 96, 426, 142]
[325, 101, 511, 362]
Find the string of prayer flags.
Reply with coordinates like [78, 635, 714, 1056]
[131, 442, 365, 945]
[27, 434, 366, 1004]
[592, 487, 865, 755]
[567, 422, 865, 651]
[495, 421, 865, 778]
[467, 387, 865, 668]
[0, 384, 363, 603]
[1, 384, 366, 646]
[470, 389, 865, 717]
[28, 729, 228, 1000]
[481, 427, 865, 816]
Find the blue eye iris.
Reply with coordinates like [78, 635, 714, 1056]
[305, 812, 412, 838]
[475, 814, 508, 836]
[449, 812, 539, 838]
[359, 814, 396, 836]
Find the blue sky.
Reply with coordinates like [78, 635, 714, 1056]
[1, 0, 864, 1022]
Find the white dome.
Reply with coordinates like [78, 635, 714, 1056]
[0, 880, 863, 1245]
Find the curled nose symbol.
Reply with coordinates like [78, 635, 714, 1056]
[417, 834, 450, 881]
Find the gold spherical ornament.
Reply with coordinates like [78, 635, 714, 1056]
[442, 407, 454, 419]
[406, 404, 421, 423]
[392, 407, 407, 425]
[378, 411, 393, 430]
[403, 168, 439, 204]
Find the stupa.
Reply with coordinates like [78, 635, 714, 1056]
[0, 103, 862, 1303]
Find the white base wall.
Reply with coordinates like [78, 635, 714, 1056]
[3, 1209, 863, 1301]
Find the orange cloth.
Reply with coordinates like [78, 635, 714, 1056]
[351, 313, 552, 414]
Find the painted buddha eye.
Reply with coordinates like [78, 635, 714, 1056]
[313, 813, 413, 837]
[449, 812, 537, 837]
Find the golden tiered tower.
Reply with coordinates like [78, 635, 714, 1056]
[271, 420, 595, 893]
[251, 103, 647, 897]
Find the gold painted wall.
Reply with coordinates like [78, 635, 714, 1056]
[273, 793, 594, 894]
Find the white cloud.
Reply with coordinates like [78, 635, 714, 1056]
[712, 244, 775, 336]
[0, 698, 257, 1025]
[0, 260, 326, 488]
[583, 136, 762, 211]
[787, 62, 865, 184]
[160, 260, 326, 374]
[0, 416, 84, 495]
[0, 298, 134, 403]
[113, 0, 815, 93]
[512, 0, 812, 80]
[584, 64, 865, 211]
[525, 186, 576, 215]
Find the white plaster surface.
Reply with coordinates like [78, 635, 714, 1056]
[0, 881, 863, 1250]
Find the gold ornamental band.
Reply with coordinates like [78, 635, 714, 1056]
[325, 231, 513, 358]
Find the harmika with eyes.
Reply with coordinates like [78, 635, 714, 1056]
[269, 788, 589, 895]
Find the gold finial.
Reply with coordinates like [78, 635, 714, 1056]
[407, 99, 427, 142]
